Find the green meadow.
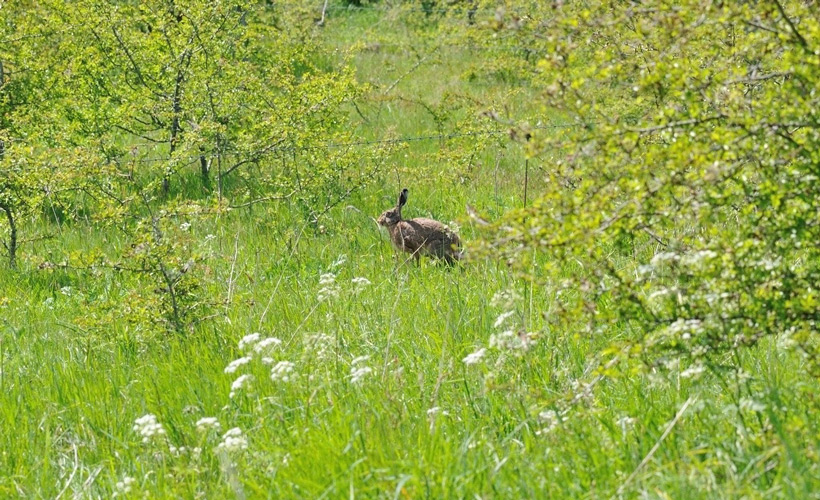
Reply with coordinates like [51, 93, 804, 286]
[1, 2, 819, 498]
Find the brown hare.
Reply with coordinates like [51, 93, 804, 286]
[377, 188, 461, 264]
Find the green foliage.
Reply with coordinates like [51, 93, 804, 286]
[474, 1, 820, 376]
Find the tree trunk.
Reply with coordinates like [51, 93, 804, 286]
[1, 204, 17, 269]
[200, 147, 210, 190]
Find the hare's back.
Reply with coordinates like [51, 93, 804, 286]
[405, 218, 460, 248]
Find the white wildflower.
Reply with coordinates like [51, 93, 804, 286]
[318, 273, 339, 301]
[304, 334, 334, 361]
[133, 414, 165, 443]
[462, 348, 486, 365]
[215, 427, 248, 453]
[536, 409, 567, 435]
[224, 356, 252, 374]
[180, 222, 191, 231]
[253, 337, 282, 355]
[350, 365, 372, 384]
[489, 330, 531, 352]
[60, 286, 72, 296]
[229, 374, 254, 398]
[270, 361, 295, 382]
[351, 277, 371, 291]
[261, 357, 274, 365]
[681, 362, 706, 379]
[195, 417, 221, 433]
[169, 445, 188, 457]
[351, 355, 370, 366]
[493, 311, 515, 329]
[617, 416, 636, 437]
[426, 407, 449, 417]
[204, 234, 216, 242]
[113, 476, 135, 497]
[332, 255, 347, 268]
[491, 289, 521, 308]
[238, 333, 262, 351]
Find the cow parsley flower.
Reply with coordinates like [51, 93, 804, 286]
[216, 428, 248, 453]
[462, 348, 486, 365]
[304, 333, 334, 361]
[224, 356, 252, 374]
[426, 407, 449, 417]
[238, 333, 262, 351]
[489, 330, 529, 352]
[535, 409, 567, 435]
[229, 374, 254, 398]
[113, 476, 135, 497]
[253, 337, 282, 355]
[133, 414, 165, 443]
[195, 417, 221, 433]
[350, 365, 372, 384]
[681, 362, 706, 379]
[493, 311, 515, 328]
[318, 273, 340, 301]
[270, 361, 295, 382]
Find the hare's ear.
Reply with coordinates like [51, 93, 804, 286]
[398, 188, 408, 208]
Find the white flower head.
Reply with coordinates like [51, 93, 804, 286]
[351, 355, 370, 366]
[490, 289, 522, 308]
[304, 333, 334, 361]
[494, 310, 515, 329]
[180, 222, 191, 231]
[113, 476, 136, 497]
[351, 277, 372, 292]
[216, 427, 248, 453]
[350, 365, 373, 384]
[489, 330, 530, 352]
[270, 361, 296, 382]
[462, 347, 487, 365]
[253, 337, 282, 355]
[133, 414, 166, 443]
[426, 406, 449, 417]
[195, 417, 221, 433]
[238, 333, 262, 351]
[681, 362, 706, 379]
[318, 273, 340, 302]
[229, 374, 254, 398]
[224, 356, 252, 374]
[535, 409, 567, 435]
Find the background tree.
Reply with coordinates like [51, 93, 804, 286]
[469, 1, 820, 375]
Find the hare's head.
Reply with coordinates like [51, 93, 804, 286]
[377, 188, 408, 227]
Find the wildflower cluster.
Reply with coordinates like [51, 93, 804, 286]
[349, 355, 372, 384]
[216, 428, 248, 453]
[133, 414, 166, 443]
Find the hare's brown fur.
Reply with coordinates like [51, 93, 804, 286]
[377, 188, 461, 264]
